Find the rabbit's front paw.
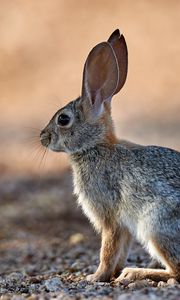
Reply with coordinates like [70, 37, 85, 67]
[86, 272, 110, 282]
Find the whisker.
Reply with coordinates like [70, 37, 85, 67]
[27, 144, 44, 162]
[21, 124, 51, 170]
[23, 135, 40, 140]
[38, 147, 48, 169]
[23, 126, 41, 132]
[22, 136, 40, 142]
[21, 136, 41, 146]
[23, 141, 41, 148]
[41, 149, 48, 170]
[33, 149, 45, 165]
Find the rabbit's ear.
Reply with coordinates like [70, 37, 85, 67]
[81, 41, 119, 116]
[108, 29, 128, 94]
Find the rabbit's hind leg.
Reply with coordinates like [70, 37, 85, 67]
[115, 238, 180, 283]
[115, 267, 171, 283]
[148, 239, 180, 281]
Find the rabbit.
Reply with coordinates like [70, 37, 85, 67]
[40, 29, 180, 283]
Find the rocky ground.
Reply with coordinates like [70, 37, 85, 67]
[0, 171, 179, 300]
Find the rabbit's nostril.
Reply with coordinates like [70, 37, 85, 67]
[40, 131, 51, 147]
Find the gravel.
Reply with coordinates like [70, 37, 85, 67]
[0, 173, 179, 299]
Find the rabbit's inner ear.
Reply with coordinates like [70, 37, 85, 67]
[81, 42, 119, 115]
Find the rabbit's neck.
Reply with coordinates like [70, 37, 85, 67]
[70, 144, 112, 166]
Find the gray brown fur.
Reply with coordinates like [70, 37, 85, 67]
[40, 29, 180, 282]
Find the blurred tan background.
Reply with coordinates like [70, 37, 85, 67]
[0, 0, 180, 177]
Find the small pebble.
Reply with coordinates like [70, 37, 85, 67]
[167, 278, 179, 286]
[117, 278, 131, 287]
[26, 295, 38, 300]
[44, 277, 63, 292]
[128, 280, 151, 290]
[69, 233, 84, 245]
[158, 281, 167, 287]
[0, 296, 11, 300]
[6, 272, 24, 284]
[11, 296, 25, 300]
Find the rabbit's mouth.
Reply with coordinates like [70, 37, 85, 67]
[40, 130, 66, 152]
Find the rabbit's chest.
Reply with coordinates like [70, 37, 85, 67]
[73, 170, 105, 219]
[73, 163, 115, 205]
[72, 164, 120, 231]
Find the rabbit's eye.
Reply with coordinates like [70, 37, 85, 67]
[57, 114, 70, 126]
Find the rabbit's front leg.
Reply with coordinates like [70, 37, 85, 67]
[113, 228, 132, 278]
[86, 225, 131, 282]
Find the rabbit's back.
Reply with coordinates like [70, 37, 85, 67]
[129, 145, 180, 190]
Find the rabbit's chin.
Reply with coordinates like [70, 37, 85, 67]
[48, 143, 66, 153]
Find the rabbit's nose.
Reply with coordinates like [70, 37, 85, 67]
[40, 130, 51, 147]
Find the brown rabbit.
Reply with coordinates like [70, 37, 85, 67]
[40, 29, 180, 283]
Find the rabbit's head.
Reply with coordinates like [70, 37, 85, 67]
[40, 29, 128, 153]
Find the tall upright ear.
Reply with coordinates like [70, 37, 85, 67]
[81, 42, 119, 116]
[108, 29, 128, 94]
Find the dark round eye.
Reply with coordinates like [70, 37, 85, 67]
[57, 114, 70, 126]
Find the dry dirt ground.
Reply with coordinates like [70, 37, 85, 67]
[0, 171, 179, 300]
